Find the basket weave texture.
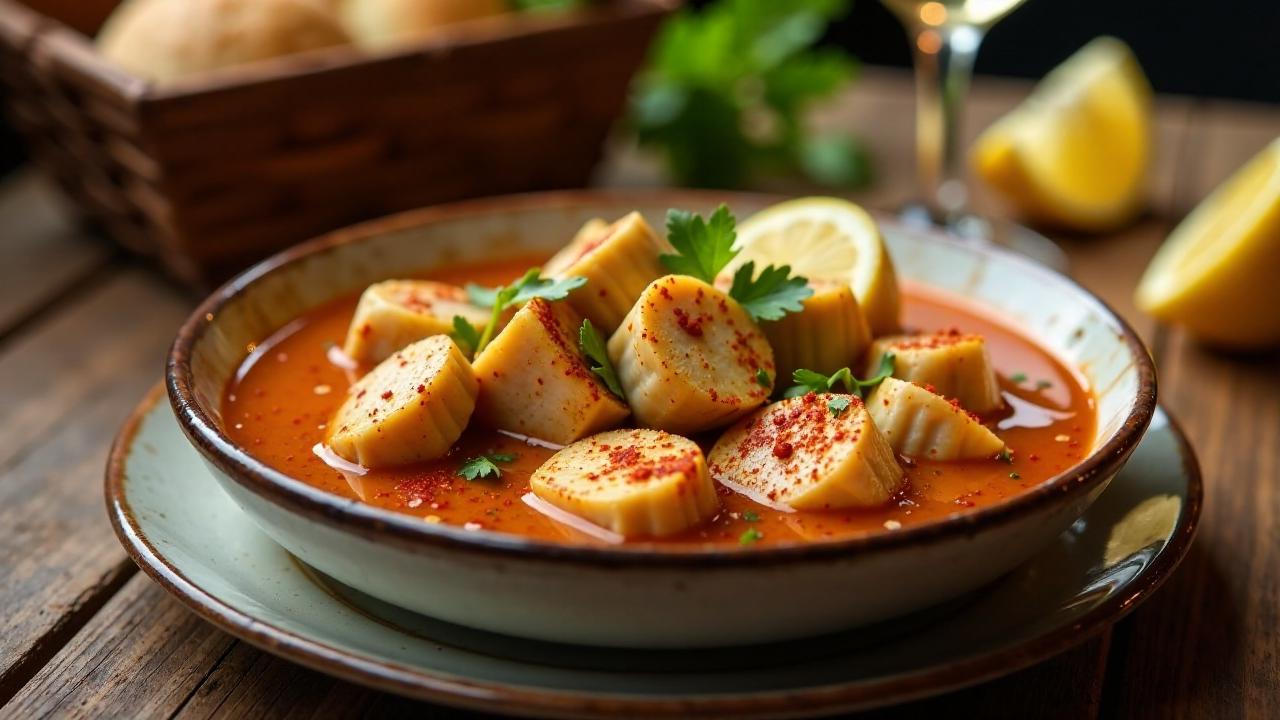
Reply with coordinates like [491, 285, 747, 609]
[0, 0, 672, 287]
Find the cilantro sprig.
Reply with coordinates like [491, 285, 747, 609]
[458, 452, 517, 481]
[784, 352, 895, 399]
[578, 319, 624, 398]
[661, 205, 813, 322]
[459, 269, 586, 355]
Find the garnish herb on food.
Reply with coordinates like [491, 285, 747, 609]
[739, 527, 764, 545]
[451, 315, 481, 357]
[1009, 371, 1028, 383]
[728, 261, 813, 321]
[578, 319, 625, 398]
[997, 448, 1014, 464]
[1036, 379, 1053, 390]
[755, 368, 771, 388]
[458, 452, 517, 481]
[630, 0, 869, 189]
[827, 395, 853, 417]
[660, 205, 739, 283]
[785, 352, 895, 399]
[465, 269, 586, 354]
[1009, 471, 1022, 479]
[661, 205, 813, 322]
[743, 510, 761, 522]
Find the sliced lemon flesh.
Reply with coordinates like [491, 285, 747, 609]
[1136, 137, 1280, 348]
[730, 197, 900, 335]
[972, 37, 1152, 232]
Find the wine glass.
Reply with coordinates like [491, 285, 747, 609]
[881, 0, 1068, 270]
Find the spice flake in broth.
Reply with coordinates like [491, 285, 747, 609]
[222, 257, 1096, 549]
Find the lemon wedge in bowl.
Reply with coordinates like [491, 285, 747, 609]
[1136, 137, 1280, 349]
[730, 197, 901, 335]
[972, 37, 1152, 233]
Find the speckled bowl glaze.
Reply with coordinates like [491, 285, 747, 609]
[166, 191, 1156, 648]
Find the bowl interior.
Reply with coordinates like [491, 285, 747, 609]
[180, 191, 1150, 535]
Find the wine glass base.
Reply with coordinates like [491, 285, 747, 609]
[898, 204, 1069, 273]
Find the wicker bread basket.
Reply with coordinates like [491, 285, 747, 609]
[0, 0, 673, 287]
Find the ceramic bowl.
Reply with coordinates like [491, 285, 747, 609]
[166, 191, 1156, 648]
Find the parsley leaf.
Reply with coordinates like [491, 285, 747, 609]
[728, 261, 814, 321]
[743, 510, 761, 522]
[755, 368, 771, 388]
[784, 353, 895, 399]
[463, 269, 586, 354]
[827, 395, 852, 417]
[1009, 371, 1028, 384]
[457, 452, 517, 481]
[451, 315, 481, 357]
[578, 319, 624, 398]
[660, 206, 811, 322]
[660, 205, 738, 283]
[739, 527, 764, 545]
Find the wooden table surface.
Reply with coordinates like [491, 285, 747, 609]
[0, 69, 1276, 719]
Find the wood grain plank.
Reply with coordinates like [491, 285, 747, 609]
[1172, 100, 1280, 215]
[0, 171, 114, 339]
[1100, 332, 1279, 719]
[0, 269, 189, 702]
[1098, 99, 1280, 718]
[867, 636, 1111, 720]
[1, 576, 238, 720]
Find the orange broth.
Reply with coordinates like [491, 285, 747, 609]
[223, 256, 1096, 549]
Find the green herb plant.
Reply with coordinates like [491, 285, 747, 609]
[631, 0, 869, 189]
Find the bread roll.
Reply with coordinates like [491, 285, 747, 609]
[343, 0, 507, 49]
[98, 0, 349, 83]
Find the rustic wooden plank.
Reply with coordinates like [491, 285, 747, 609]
[0, 171, 114, 338]
[1097, 99, 1280, 718]
[1172, 100, 1280, 214]
[1100, 331, 1279, 719]
[173, 642, 478, 720]
[867, 636, 1111, 719]
[0, 268, 189, 702]
[2, 576, 238, 719]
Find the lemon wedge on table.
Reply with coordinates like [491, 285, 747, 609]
[1136, 137, 1280, 349]
[731, 197, 901, 335]
[972, 37, 1153, 233]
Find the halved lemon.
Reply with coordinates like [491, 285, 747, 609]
[730, 197, 900, 335]
[972, 37, 1152, 233]
[1135, 137, 1280, 348]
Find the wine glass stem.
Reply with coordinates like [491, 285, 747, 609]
[909, 24, 985, 223]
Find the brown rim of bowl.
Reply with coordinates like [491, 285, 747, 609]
[165, 189, 1158, 568]
[107, 389, 1199, 718]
